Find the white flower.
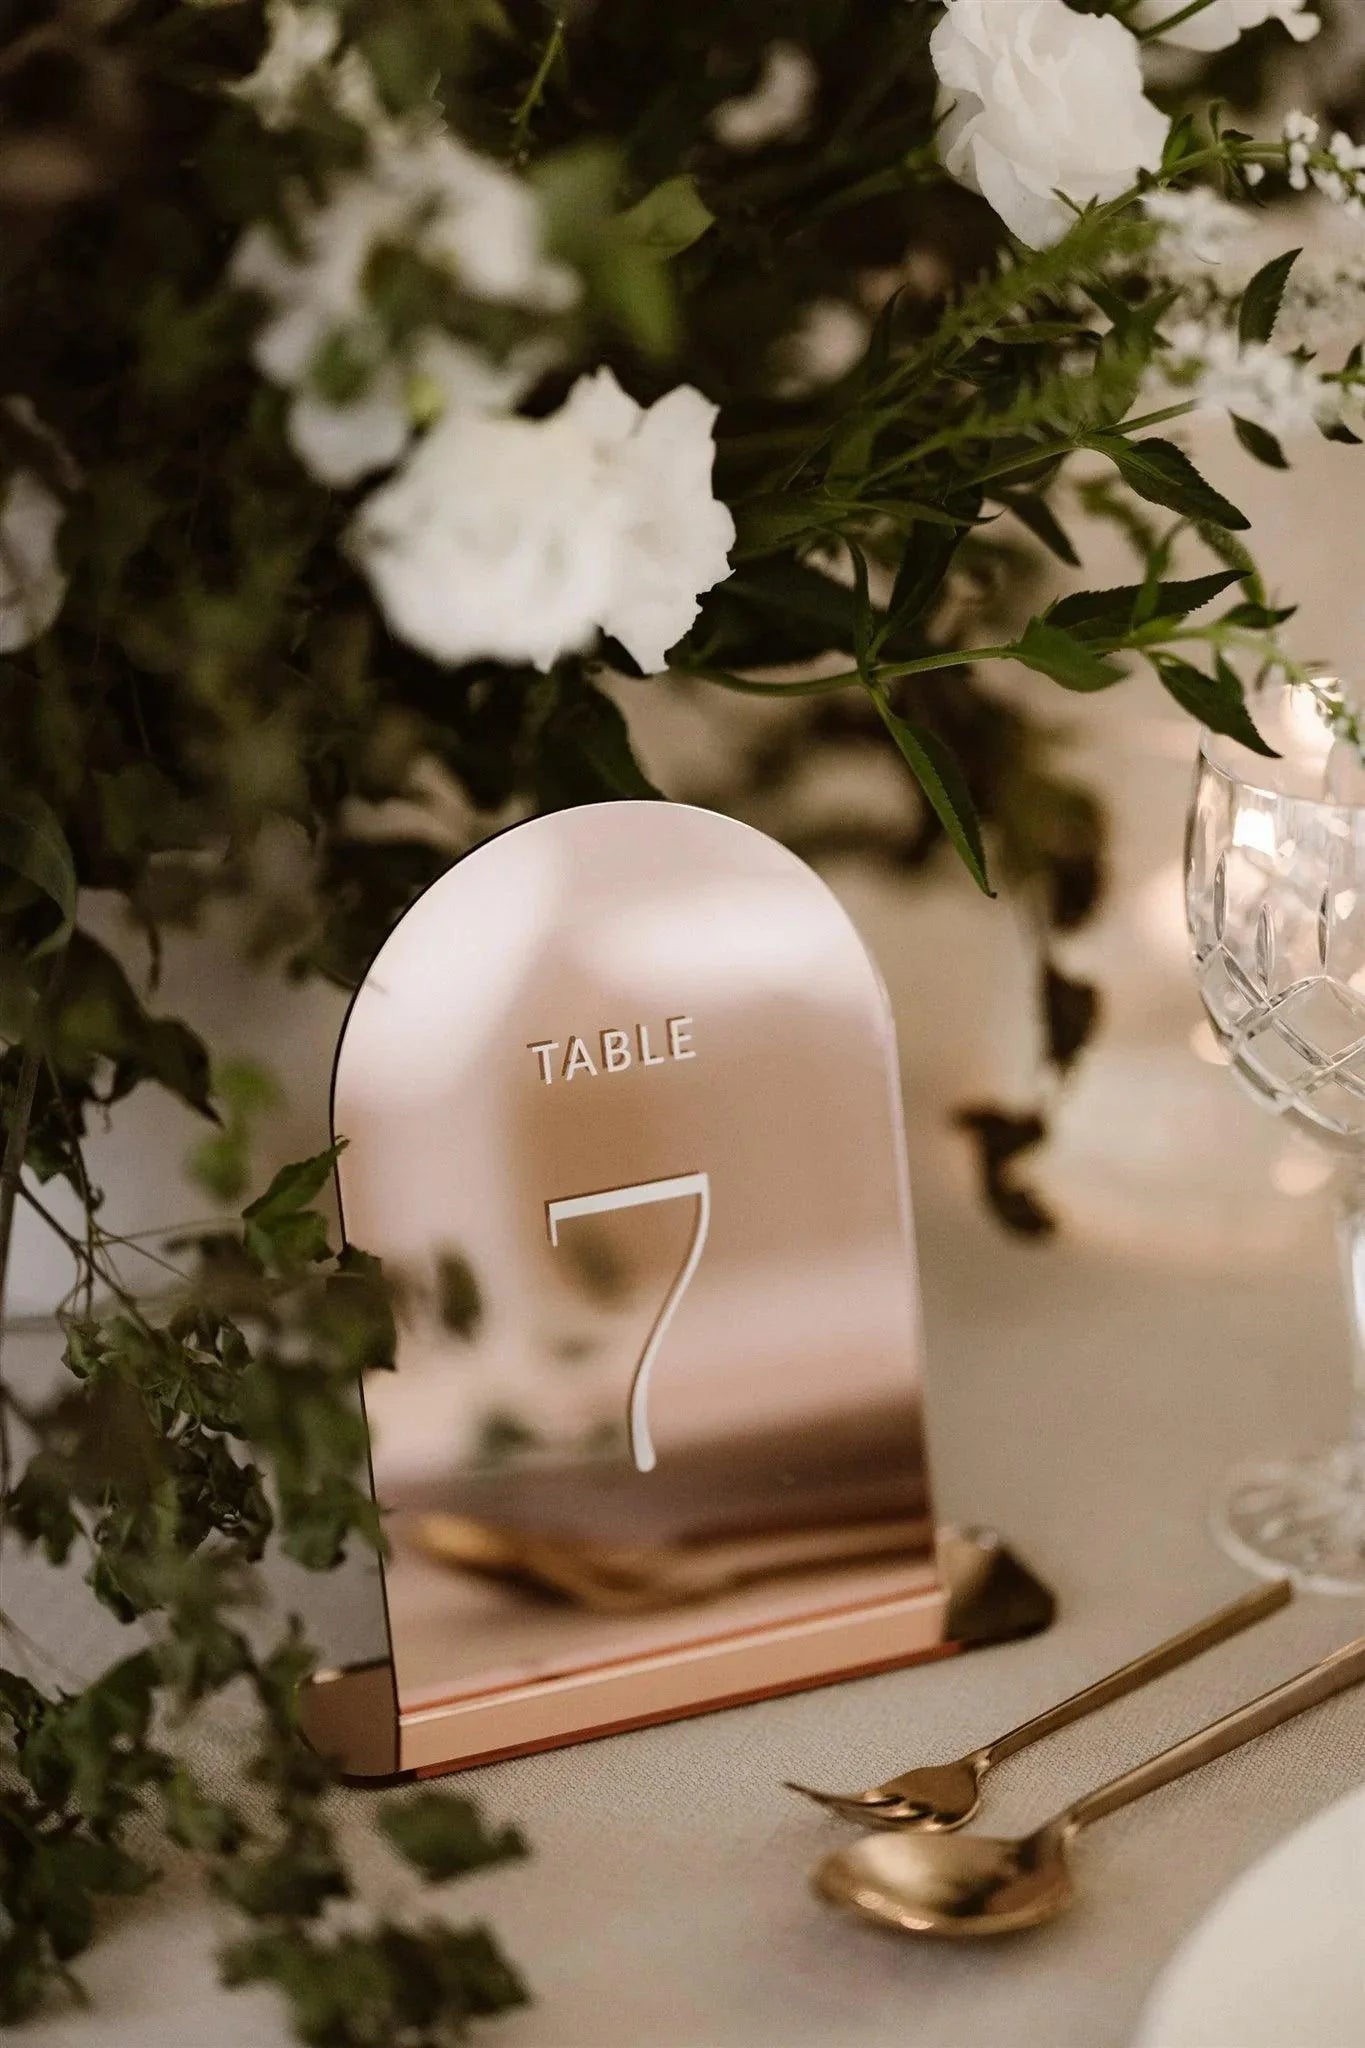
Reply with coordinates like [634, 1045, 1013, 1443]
[1162, 318, 1326, 436]
[1143, 188, 1254, 273]
[711, 43, 816, 151]
[1131, 0, 1320, 53]
[231, 129, 575, 483]
[231, 2, 342, 129]
[930, 0, 1169, 249]
[287, 336, 536, 488]
[349, 368, 735, 674]
[0, 400, 77, 653]
[232, 131, 574, 371]
[771, 299, 870, 397]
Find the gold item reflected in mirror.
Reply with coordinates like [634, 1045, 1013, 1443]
[415, 1512, 932, 1615]
[814, 1630, 1365, 1939]
[788, 1577, 1292, 1831]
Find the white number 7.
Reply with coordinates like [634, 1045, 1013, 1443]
[545, 1172, 711, 1475]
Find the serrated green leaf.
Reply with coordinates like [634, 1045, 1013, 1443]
[1089, 434, 1250, 531]
[1155, 654, 1278, 756]
[1239, 248, 1301, 347]
[1012, 618, 1126, 692]
[871, 697, 992, 894]
[1047, 570, 1240, 639]
[997, 490, 1080, 566]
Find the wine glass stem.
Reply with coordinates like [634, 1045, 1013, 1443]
[1336, 1165, 1365, 1466]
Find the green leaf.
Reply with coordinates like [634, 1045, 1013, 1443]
[1232, 414, 1288, 469]
[997, 490, 1080, 567]
[532, 675, 663, 803]
[217, 1836, 350, 1920]
[884, 522, 962, 639]
[378, 1791, 528, 1884]
[870, 697, 993, 895]
[0, 790, 76, 959]
[1154, 655, 1278, 756]
[1239, 248, 1301, 347]
[1161, 111, 1203, 176]
[1047, 570, 1241, 639]
[242, 1145, 342, 1269]
[618, 175, 714, 260]
[1088, 434, 1250, 531]
[1220, 598, 1297, 629]
[51, 933, 215, 1118]
[243, 1148, 341, 1227]
[1012, 618, 1126, 692]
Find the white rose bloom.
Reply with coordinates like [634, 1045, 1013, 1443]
[579, 371, 737, 672]
[0, 399, 77, 653]
[1131, 0, 1320, 52]
[930, 0, 1169, 248]
[711, 42, 817, 151]
[350, 367, 735, 674]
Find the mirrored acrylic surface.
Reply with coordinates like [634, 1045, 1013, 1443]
[332, 802, 937, 1735]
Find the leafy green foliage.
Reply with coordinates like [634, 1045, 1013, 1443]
[871, 696, 993, 896]
[1087, 436, 1251, 531]
[1012, 619, 1126, 693]
[379, 1791, 528, 1884]
[1154, 654, 1278, 757]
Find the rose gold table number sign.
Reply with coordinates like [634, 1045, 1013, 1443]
[302, 802, 1051, 1781]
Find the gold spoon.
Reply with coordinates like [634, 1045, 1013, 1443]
[788, 1576, 1291, 1831]
[814, 1628, 1365, 1938]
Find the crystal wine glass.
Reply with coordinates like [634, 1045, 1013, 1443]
[1187, 678, 1365, 1592]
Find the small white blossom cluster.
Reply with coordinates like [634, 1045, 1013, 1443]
[1284, 113, 1365, 217]
[231, 1, 384, 132]
[1161, 317, 1327, 436]
[231, 125, 575, 486]
[230, 4, 734, 674]
[1143, 187, 1255, 281]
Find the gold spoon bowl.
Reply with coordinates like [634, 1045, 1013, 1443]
[813, 1631, 1365, 1938]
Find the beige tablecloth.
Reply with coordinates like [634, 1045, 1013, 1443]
[10, 1131, 1365, 2048]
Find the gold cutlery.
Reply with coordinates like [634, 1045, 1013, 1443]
[814, 1627, 1365, 1938]
[788, 1577, 1292, 1830]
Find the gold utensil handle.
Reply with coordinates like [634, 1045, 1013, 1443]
[1066, 1630, 1365, 1835]
[986, 1578, 1292, 1766]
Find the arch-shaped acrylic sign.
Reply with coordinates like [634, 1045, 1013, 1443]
[301, 802, 1048, 1780]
